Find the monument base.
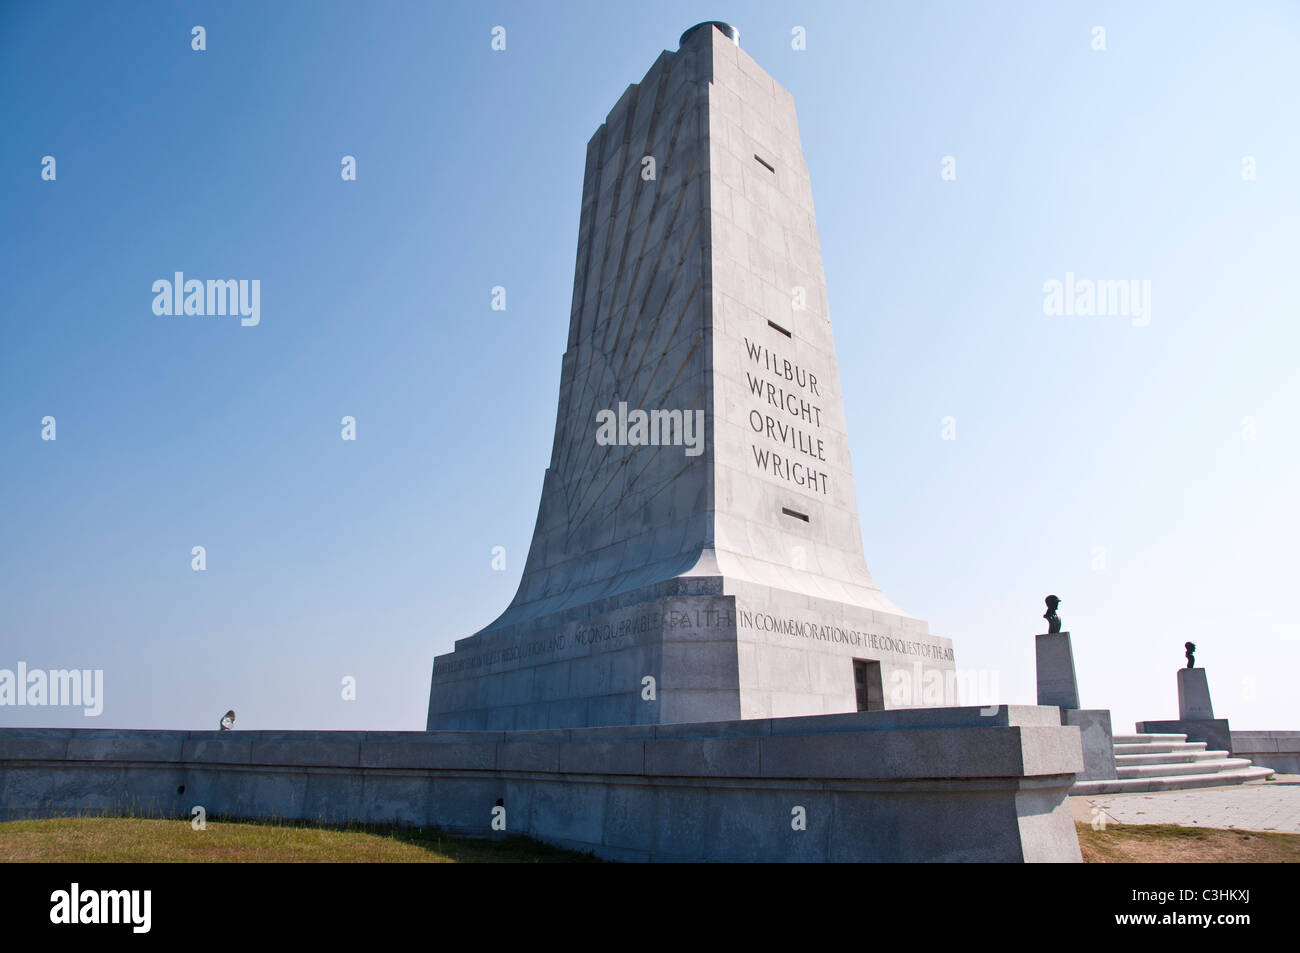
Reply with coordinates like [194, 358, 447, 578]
[428, 575, 955, 731]
[1062, 709, 1117, 781]
[0, 706, 1082, 862]
[1035, 632, 1080, 709]
[1177, 667, 1215, 719]
[1137, 719, 1233, 755]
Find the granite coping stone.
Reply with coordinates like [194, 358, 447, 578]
[0, 737, 73, 760]
[0, 710, 1083, 782]
[1231, 731, 1300, 753]
[66, 735, 185, 762]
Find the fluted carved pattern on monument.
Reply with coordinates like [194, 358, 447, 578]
[496, 46, 713, 626]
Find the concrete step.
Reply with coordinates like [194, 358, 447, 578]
[1114, 741, 1207, 755]
[1115, 750, 1229, 766]
[1073, 765, 1276, 796]
[1112, 733, 1188, 744]
[1116, 757, 1253, 779]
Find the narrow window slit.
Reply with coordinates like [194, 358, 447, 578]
[754, 154, 775, 173]
[767, 319, 792, 338]
[781, 507, 809, 522]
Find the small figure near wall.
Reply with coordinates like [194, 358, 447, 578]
[1043, 595, 1062, 634]
[1185, 642, 1196, 669]
[219, 709, 236, 731]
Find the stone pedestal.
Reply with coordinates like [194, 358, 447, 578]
[1137, 719, 1233, 755]
[1139, 667, 1231, 753]
[1062, 708, 1117, 781]
[1177, 667, 1214, 719]
[1035, 632, 1080, 709]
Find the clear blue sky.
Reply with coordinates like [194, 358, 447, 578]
[2, 1, 1297, 732]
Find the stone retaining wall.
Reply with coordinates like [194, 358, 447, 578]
[0, 706, 1083, 862]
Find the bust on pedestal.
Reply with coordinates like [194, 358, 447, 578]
[1035, 595, 1078, 707]
[1034, 595, 1117, 782]
[1138, 643, 1233, 753]
[1178, 642, 1215, 718]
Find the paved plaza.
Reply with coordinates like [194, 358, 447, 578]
[1071, 776, 1300, 833]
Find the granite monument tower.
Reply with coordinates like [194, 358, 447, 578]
[427, 22, 956, 730]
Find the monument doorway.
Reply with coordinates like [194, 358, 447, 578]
[854, 660, 884, 712]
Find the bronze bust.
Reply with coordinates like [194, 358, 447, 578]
[1043, 595, 1062, 634]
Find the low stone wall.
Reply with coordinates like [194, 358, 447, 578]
[1231, 731, 1300, 775]
[0, 706, 1083, 862]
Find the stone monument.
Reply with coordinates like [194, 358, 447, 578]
[1035, 597, 1078, 709]
[1034, 596, 1116, 783]
[1138, 644, 1233, 753]
[428, 21, 956, 730]
[0, 22, 1092, 864]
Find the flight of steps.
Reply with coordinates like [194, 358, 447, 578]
[1072, 732, 1275, 795]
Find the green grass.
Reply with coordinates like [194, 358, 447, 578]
[13, 814, 1291, 863]
[0, 815, 601, 863]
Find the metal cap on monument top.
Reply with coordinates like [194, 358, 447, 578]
[679, 21, 739, 48]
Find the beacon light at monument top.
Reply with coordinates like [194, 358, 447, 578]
[427, 21, 956, 731]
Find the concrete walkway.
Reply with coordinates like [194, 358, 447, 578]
[1070, 775, 1300, 833]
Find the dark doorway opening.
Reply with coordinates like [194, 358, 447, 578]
[853, 659, 884, 712]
